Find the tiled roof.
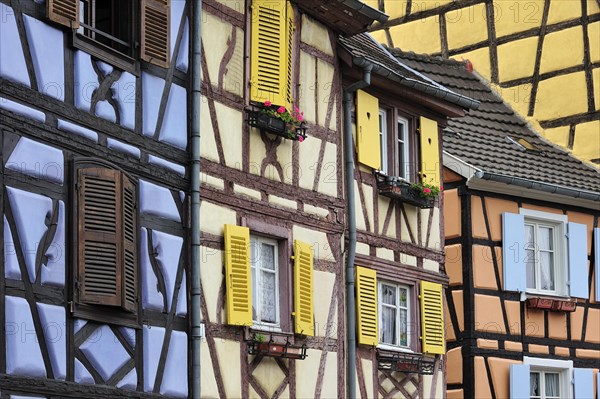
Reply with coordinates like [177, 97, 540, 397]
[388, 48, 600, 194]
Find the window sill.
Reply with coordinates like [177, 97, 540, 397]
[72, 32, 140, 76]
[376, 348, 435, 375]
[526, 296, 577, 312]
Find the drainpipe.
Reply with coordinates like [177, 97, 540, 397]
[190, 0, 202, 398]
[343, 62, 373, 399]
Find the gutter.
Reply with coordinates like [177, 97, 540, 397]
[343, 62, 373, 399]
[474, 171, 600, 202]
[337, 0, 389, 23]
[352, 56, 480, 111]
[190, 0, 202, 397]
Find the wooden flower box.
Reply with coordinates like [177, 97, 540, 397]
[246, 109, 307, 142]
[526, 297, 554, 310]
[550, 299, 577, 312]
[247, 335, 307, 360]
[526, 297, 577, 312]
[376, 349, 435, 375]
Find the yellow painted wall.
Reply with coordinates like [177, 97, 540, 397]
[370, 0, 600, 165]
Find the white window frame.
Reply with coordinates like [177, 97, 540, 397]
[519, 209, 568, 297]
[250, 235, 280, 330]
[524, 357, 573, 399]
[396, 116, 410, 181]
[379, 109, 388, 175]
[377, 280, 412, 352]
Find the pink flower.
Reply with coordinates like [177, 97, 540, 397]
[264, 101, 271, 107]
[277, 106, 286, 114]
[297, 114, 303, 122]
[423, 187, 432, 194]
[298, 135, 305, 142]
[440, 186, 444, 192]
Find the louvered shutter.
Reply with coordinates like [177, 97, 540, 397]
[573, 368, 593, 399]
[356, 266, 378, 346]
[502, 212, 526, 292]
[78, 168, 122, 306]
[141, 0, 170, 68]
[250, 0, 288, 105]
[47, 0, 79, 28]
[121, 175, 137, 312]
[419, 116, 440, 187]
[285, 1, 294, 105]
[420, 281, 445, 354]
[509, 364, 530, 398]
[224, 224, 252, 325]
[568, 222, 589, 299]
[293, 240, 314, 336]
[356, 90, 381, 170]
[594, 228, 600, 302]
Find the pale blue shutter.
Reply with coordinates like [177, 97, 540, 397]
[573, 368, 593, 399]
[502, 213, 526, 292]
[594, 228, 599, 302]
[597, 372, 599, 399]
[568, 222, 588, 299]
[510, 363, 530, 399]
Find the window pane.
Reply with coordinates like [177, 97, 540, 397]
[399, 287, 407, 308]
[251, 267, 257, 321]
[380, 306, 396, 345]
[525, 225, 535, 249]
[526, 249, 536, 289]
[261, 243, 275, 271]
[539, 251, 555, 290]
[538, 227, 553, 251]
[381, 284, 396, 305]
[261, 271, 277, 323]
[545, 373, 560, 397]
[530, 372, 540, 396]
[399, 309, 408, 346]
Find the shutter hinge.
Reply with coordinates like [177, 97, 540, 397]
[68, 301, 74, 313]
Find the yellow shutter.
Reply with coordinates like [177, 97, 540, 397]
[356, 90, 381, 170]
[224, 224, 252, 326]
[420, 281, 445, 354]
[250, 0, 289, 106]
[356, 266, 378, 346]
[419, 117, 440, 187]
[293, 240, 314, 336]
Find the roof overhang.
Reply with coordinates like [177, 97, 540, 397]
[292, 0, 388, 35]
[443, 152, 600, 210]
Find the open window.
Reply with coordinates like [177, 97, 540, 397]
[509, 358, 594, 399]
[224, 224, 314, 337]
[47, 0, 170, 71]
[502, 209, 588, 300]
[72, 159, 139, 327]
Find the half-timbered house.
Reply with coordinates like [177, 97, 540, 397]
[389, 48, 600, 398]
[337, 33, 478, 398]
[1, 0, 192, 397]
[197, 1, 392, 398]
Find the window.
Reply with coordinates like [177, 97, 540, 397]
[502, 209, 589, 299]
[379, 281, 410, 348]
[249, 0, 294, 107]
[73, 159, 139, 327]
[224, 224, 315, 336]
[356, 90, 441, 187]
[250, 235, 280, 328]
[530, 370, 561, 399]
[47, 0, 170, 71]
[508, 358, 596, 399]
[355, 265, 445, 355]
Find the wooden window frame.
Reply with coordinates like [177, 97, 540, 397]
[378, 280, 412, 350]
[242, 217, 292, 334]
[380, 105, 419, 183]
[71, 158, 140, 328]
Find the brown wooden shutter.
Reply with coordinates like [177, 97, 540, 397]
[121, 175, 137, 312]
[141, 0, 170, 68]
[78, 168, 122, 306]
[47, 0, 79, 28]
